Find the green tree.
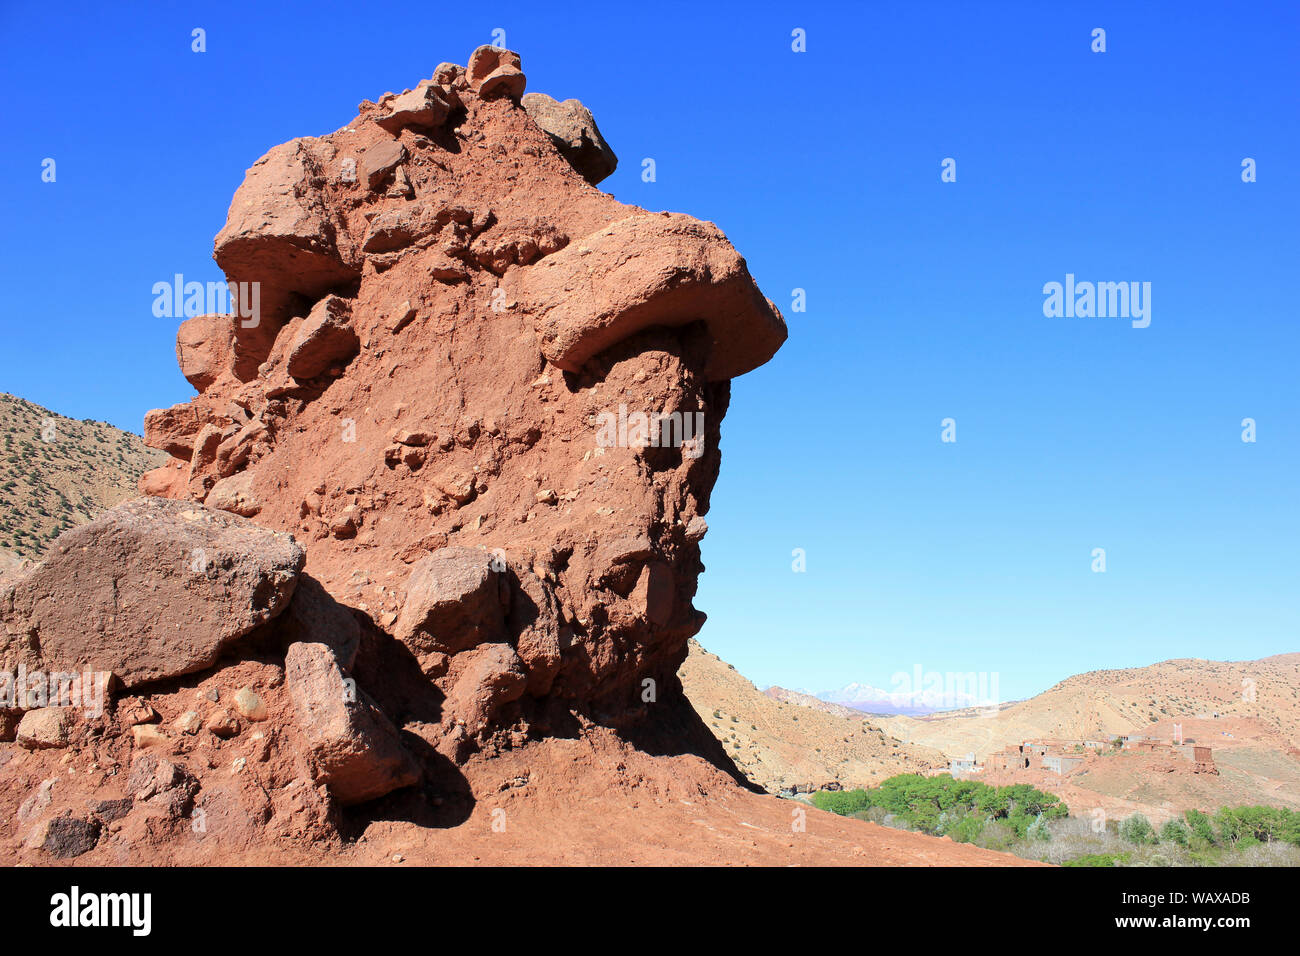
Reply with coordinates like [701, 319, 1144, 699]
[1119, 813, 1156, 845]
[1160, 819, 1189, 845]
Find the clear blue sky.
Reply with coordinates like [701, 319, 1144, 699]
[1, 1, 1296, 701]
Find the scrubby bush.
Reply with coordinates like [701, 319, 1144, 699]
[1185, 808, 1217, 846]
[1160, 819, 1190, 845]
[811, 789, 871, 817]
[947, 811, 986, 844]
[1119, 813, 1156, 845]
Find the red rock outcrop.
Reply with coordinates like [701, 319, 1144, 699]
[136, 43, 786, 746]
[0, 46, 796, 864]
[284, 641, 420, 805]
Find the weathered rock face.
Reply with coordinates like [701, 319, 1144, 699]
[133, 45, 784, 756]
[0, 497, 303, 688]
[0, 49, 794, 863]
[508, 212, 786, 381]
[176, 313, 238, 393]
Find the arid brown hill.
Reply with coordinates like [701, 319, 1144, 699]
[0, 393, 164, 561]
[879, 654, 1300, 758]
[680, 640, 946, 793]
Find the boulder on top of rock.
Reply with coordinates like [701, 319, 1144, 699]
[466, 46, 526, 100]
[433, 62, 465, 88]
[0, 498, 304, 688]
[393, 547, 507, 654]
[174, 314, 240, 395]
[376, 83, 453, 134]
[143, 401, 230, 459]
[176, 313, 238, 394]
[214, 138, 360, 374]
[206, 470, 260, 517]
[521, 93, 617, 185]
[285, 641, 420, 805]
[361, 138, 407, 190]
[507, 212, 787, 381]
[286, 295, 359, 380]
[138, 458, 189, 498]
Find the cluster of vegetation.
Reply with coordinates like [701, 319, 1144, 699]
[1056, 808, 1300, 867]
[810, 775, 1300, 866]
[1112, 807, 1300, 850]
[812, 775, 1068, 842]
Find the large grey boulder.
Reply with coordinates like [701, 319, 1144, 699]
[522, 92, 618, 185]
[0, 498, 304, 688]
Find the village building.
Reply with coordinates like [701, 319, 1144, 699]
[980, 735, 1216, 776]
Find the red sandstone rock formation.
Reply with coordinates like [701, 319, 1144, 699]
[135, 43, 785, 747]
[0, 46, 850, 865]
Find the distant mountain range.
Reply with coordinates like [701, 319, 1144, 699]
[815, 681, 948, 716]
[768, 679, 995, 717]
[736, 652, 1300, 823]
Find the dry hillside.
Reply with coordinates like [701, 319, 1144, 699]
[679, 640, 946, 792]
[970, 714, 1300, 825]
[0, 393, 164, 559]
[878, 653, 1300, 760]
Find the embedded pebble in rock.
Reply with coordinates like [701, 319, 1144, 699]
[88, 798, 134, 825]
[17, 778, 57, 824]
[232, 687, 268, 721]
[173, 711, 201, 735]
[16, 708, 75, 750]
[131, 725, 171, 749]
[203, 709, 242, 738]
[23, 816, 100, 859]
[127, 704, 158, 726]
